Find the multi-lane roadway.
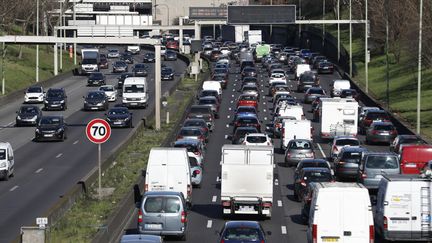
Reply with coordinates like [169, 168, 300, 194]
[0, 48, 187, 242]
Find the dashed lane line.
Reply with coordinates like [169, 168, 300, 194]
[9, 186, 19, 192]
[278, 200, 282, 207]
[73, 140, 79, 145]
[281, 226, 287, 234]
[207, 220, 213, 228]
[35, 168, 43, 174]
[56, 153, 63, 158]
[316, 143, 327, 158]
[212, 196, 217, 202]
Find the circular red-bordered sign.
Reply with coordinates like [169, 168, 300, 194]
[86, 119, 111, 144]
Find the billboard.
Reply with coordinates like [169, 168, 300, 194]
[227, 5, 296, 24]
[189, 7, 227, 20]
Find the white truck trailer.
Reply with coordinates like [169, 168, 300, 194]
[220, 145, 274, 218]
[246, 30, 262, 47]
[79, 48, 100, 75]
[280, 119, 312, 150]
[319, 98, 359, 139]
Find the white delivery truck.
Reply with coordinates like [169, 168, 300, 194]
[220, 145, 274, 218]
[307, 182, 374, 243]
[122, 77, 148, 108]
[246, 30, 262, 47]
[145, 148, 192, 204]
[295, 64, 311, 80]
[277, 104, 304, 121]
[202, 81, 222, 96]
[375, 174, 432, 242]
[0, 142, 14, 181]
[319, 98, 358, 139]
[79, 48, 100, 75]
[127, 45, 140, 54]
[280, 119, 312, 150]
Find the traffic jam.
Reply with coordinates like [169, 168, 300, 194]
[122, 37, 432, 242]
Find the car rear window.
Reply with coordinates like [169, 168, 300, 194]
[223, 227, 261, 241]
[238, 118, 258, 124]
[174, 144, 199, 153]
[144, 197, 181, 213]
[246, 136, 267, 143]
[335, 139, 360, 146]
[189, 157, 199, 167]
[235, 128, 258, 137]
[300, 162, 328, 170]
[243, 86, 258, 92]
[199, 99, 217, 105]
[365, 155, 399, 169]
[309, 89, 325, 95]
[180, 129, 201, 136]
[303, 171, 333, 182]
[341, 151, 362, 163]
[184, 120, 205, 127]
[190, 107, 211, 114]
[366, 112, 389, 120]
[239, 95, 257, 101]
[289, 141, 312, 150]
[237, 107, 256, 113]
[374, 124, 395, 131]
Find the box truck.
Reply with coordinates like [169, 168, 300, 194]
[79, 48, 100, 75]
[376, 174, 432, 241]
[280, 119, 312, 150]
[320, 98, 359, 139]
[220, 145, 274, 218]
[246, 30, 262, 47]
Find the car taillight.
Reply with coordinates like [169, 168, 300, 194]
[261, 202, 272, 208]
[390, 130, 397, 135]
[372, 130, 379, 135]
[267, 142, 271, 145]
[369, 225, 375, 243]
[177, 135, 183, 139]
[199, 135, 205, 141]
[194, 151, 201, 156]
[187, 185, 192, 196]
[138, 209, 143, 223]
[242, 141, 246, 145]
[144, 184, 148, 192]
[312, 224, 317, 243]
[361, 172, 368, 179]
[383, 216, 388, 230]
[222, 201, 231, 207]
[181, 211, 187, 223]
[194, 169, 201, 175]
[220, 240, 225, 243]
[286, 153, 291, 158]
[300, 179, 307, 187]
[332, 146, 338, 153]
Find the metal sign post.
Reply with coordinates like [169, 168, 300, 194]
[86, 119, 111, 200]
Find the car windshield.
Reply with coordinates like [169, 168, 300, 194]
[240, 95, 257, 101]
[144, 197, 180, 213]
[214, 69, 226, 74]
[87, 92, 105, 99]
[135, 64, 145, 69]
[100, 86, 114, 92]
[289, 141, 312, 150]
[109, 49, 118, 53]
[90, 73, 104, 79]
[175, 143, 199, 153]
[335, 139, 360, 146]
[108, 109, 128, 115]
[180, 129, 201, 136]
[124, 85, 145, 93]
[27, 87, 42, 93]
[162, 68, 173, 74]
[199, 99, 216, 105]
[40, 117, 61, 125]
[374, 124, 395, 131]
[46, 90, 63, 98]
[20, 106, 38, 114]
[304, 171, 333, 182]
[0, 149, 5, 160]
[223, 227, 261, 241]
[341, 151, 362, 163]
[366, 155, 399, 169]
[246, 136, 267, 143]
[243, 67, 256, 72]
[342, 90, 356, 95]
[145, 53, 155, 57]
[115, 61, 126, 66]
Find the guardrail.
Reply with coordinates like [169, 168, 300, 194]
[12, 47, 191, 243]
[91, 53, 209, 243]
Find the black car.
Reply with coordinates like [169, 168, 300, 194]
[83, 91, 109, 111]
[87, 72, 106, 86]
[241, 67, 258, 79]
[317, 60, 334, 74]
[164, 50, 177, 61]
[218, 221, 267, 243]
[230, 126, 259, 144]
[143, 52, 155, 63]
[117, 72, 134, 89]
[294, 167, 334, 201]
[120, 52, 134, 64]
[132, 63, 148, 77]
[99, 54, 108, 69]
[161, 66, 175, 80]
[35, 115, 67, 142]
[112, 61, 128, 73]
[44, 88, 67, 111]
[16, 105, 42, 126]
[105, 106, 133, 128]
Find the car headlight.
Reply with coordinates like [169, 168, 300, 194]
[35, 128, 40, 133]
[56, 128, 64, 133]
[17, 115, 21, 120]
[124, 116, 131, 121]
[44, 100, 48, 104]
[60, 100, 65, 103]
[0, 162, 6, 167]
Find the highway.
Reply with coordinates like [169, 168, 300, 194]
[0, 47, 188, 242]
[124, 52, 393, 242]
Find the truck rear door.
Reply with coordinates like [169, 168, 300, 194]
[386, 188, 412, 234]
[341, 192, 369, 243]
[147, 165, 168, 192]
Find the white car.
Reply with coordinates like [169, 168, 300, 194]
[24, 86, 44, 103]
[330, 135, 361, 160]
[243, 133, 273, 146]
[269, 73, 287, 85]
[107, 49, 120, 58]
[99, 85, 117, 102]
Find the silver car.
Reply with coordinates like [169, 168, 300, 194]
[365, 121, 398, 145]
[304, 87, 326, 104]
[358, 152, 400, 190]
[285, 139, 315, 166]
[329, 135, 361, 160]
[137, 191, 187, 240]
[198, 96, 220, 118]
[120, 234, 163, 243]
[334, 146, 367, 180]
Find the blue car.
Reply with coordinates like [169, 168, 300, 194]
[218, 221, 267, 243]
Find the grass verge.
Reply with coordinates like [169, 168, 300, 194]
[47, 59, 207, 242]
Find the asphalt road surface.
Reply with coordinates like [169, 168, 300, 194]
[0, 47, 187, 242]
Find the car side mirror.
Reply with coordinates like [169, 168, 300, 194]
[225, 135, 232, 140]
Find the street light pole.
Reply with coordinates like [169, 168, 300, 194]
[36, 0, 39, 82]
[155, 44, 161, 131]
[73, 0, 77, 65]
[385, 0, 390, 109]
[337, 0, 340, 62]
[349, 0, 352, 76]
[417, 0, 423, 134]
[299, 0, 302, 39]
[59, 1, 63, 72]
[365, 0, 369, 93]
[322, 0, 325, 47]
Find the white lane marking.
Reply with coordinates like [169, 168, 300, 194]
[231, 101, 233, 103]
[232, 95, 234, 97]
[261, 84, 264, 87]
[207, 220, 213, 228]
[35, 168, 43, 174]
[263, 102, 266, 105]
[317, 143, 327, 158]
[264, 117, 267, 121]
[56, 153, 63, 158]
[263, 109, 266, 112]
[0, 121, 14, 131]
[234, 83, 236, 86]
[281, 226, 287, 234]
[216, 176, 220, 182]
[226, 124, 229, 128]
[229, 107, 232, 111]
[73, 140, 79, 145]
[261, 90, 264, 93]
[274, 179, 279, 186]
[9, 186, 19, 192]
[278, 200, 282, 207]
[227, 115, 230, 119]
[232, 89, 235, 92]
[212, 196, 217, 202]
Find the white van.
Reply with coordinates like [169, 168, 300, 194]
[307, 182, 374, 243]
[277, 104, 304, 121]
[145, 148, 192, 203]
[0, 142, 14, 181]
[296, 64, 311, 80]
[331, 79, 351, 97]
[281, 119, 312, 150]
[202, 81, 222, 96]
[375, 174, 432, 242]
[122, 77, 148, 108]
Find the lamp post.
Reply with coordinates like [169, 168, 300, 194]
[36, 0, 39, 82]
[322, 0, 325, 47]
[417, 0, 423, 134]
[365, 0, 369, 93]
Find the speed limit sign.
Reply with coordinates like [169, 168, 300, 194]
[86, 119, 111, 144]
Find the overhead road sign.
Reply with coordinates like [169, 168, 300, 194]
[189, 7, 227, 20]
[227, 5, 296, 25]
[0, 36, 161, 45]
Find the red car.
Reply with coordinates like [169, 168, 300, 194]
[400, 145, 432, 174]
[236, 94, 258, 109]
[166, 41, 179, 50]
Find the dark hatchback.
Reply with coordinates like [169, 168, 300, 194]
[132, 63, 148, 77]
[161, 66, 175, 80]
[230, 126, 259, 144]
[44, 88, 67, 111]
[16, 105, 42, 126]
[87, 72, 106, 86]
[83, 91, 109, 111]
[241, 67, 258, 79]
[164, 50, 177, 61]
[218, 221, 267, 243]
[233, 113, 260, 133]
[112, 61, 128, 73]
[105, 106, 133, 128]
[334, 146, 368, 180]
[294, 167, 334, 201]
[143, 52, 155, 63]
[117, 72, 134, 89]
[120, 52, 134, 64]
[35, 115, 67, 142]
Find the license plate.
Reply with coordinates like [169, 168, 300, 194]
[152, 186, 165, 191]
[375, 174, 383, 179]
[406, 163, 417, 168]
[91, 107, 98, 110]
[195, 115, 203, 118]
[296, 154, 306, 158]
[323, 67, 329, 69]
[114, 122, 122, 125]
[44, 134, 54, 137]
[144, 224, 162, 230]
[322, 237, 339, 242]
[131, 103, 138, 106]
[239, 206, 254, 211]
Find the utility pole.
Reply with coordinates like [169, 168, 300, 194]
[385, 0, 390, 109]
[322, 0, 325, 47]
[36, 0, 39, 82]
[349, 0, 352, 76]
[417, 0, 423, 134]
[337, 0, 340, 62]
[298, 0, 302, 39]
[155, 45, 161, 131]
[59, 1, 63, 72]
[2, 42, 5, 95]
[365, 0, 369, 93]
[73, 0, 77, 65]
